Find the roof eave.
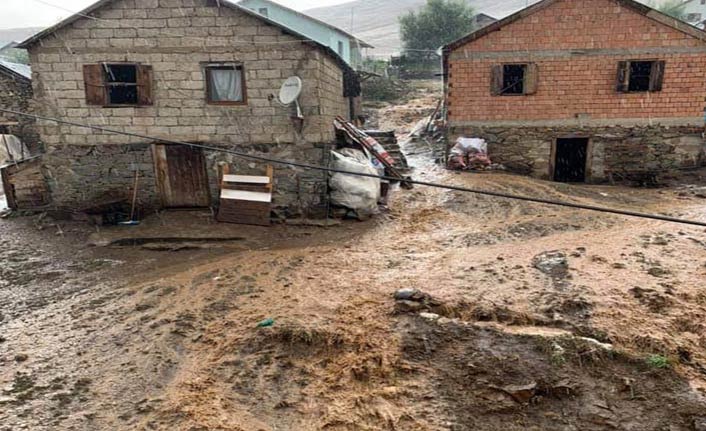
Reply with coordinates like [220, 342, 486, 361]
[0, 65, 31, 82]
[18, 0, 113, 49]
[17, 0, 356, 78]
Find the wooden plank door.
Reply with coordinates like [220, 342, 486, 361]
[153, 144, 211, 208]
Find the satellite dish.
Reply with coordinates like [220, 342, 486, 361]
[279, 76, 303, 119]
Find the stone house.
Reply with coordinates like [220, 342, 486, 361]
[0, 59, 39, 155]
[17, 0, 360, 215]
[442, 0, 706, 183]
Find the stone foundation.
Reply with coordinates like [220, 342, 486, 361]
[42, 141, 329, 217]
[449, 125, 706, 182]
[0, 71, 40, 155]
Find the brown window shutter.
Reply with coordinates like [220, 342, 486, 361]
[137, 65, 154, 106]
[83, 64, 106, 105]
[524, 63, 539, 95]
[490, 65, 503, 96]
[616, 61, 630, 93]
[649, 61, 665, 92]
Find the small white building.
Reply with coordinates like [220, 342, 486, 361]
[681, 0, 706, 28]
[237, 0, 373, 68]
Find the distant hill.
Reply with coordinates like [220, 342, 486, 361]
[305, 0, 543, 56]
[0, 27, 43, 49]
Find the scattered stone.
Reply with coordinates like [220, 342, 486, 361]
[648, 267, 671, 278]
[500, 382, 537, 404]
[14, 354, 28, 363]
[394, 288, 422, 301]
[612, 263, 627, 269]
[393, 289, 444, 315]
[419, 312, 440, 321]
[532, 251, 568, 277]
[396, 300, 424, 313]
[694, 417, 706, 431]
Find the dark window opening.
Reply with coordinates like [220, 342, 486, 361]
[104, 64, 138, 105]
[258, 7, 268, 17]
[502, 64, 526, 95]
[617, 60, 664, 93]
[205, 64, 247, 105]
[628, 61, 653, 92]
[554, 138, 589, 183]
[338, 41, 344, 56]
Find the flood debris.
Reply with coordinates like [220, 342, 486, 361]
[447, 137, 504, 172]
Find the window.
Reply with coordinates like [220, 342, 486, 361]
[687, 13, 702, 22]
[338, 41, 345, 56]
[258, 7, 268, 17]
[616, 60, 665, 93]
[490, 63, 538, 96]
[105, 64, 138, 105]
[204, 63, 247, 105]
[82, 63, 153, 106]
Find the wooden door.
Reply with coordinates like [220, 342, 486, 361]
[153, 144, 211, 208]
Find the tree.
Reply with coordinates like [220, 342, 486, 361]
[399, 0, 475, 60]
[649, 0, 688, 21]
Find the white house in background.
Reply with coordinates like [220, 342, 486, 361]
[236, 0, 373, 68]
[681, 0, 706, 28]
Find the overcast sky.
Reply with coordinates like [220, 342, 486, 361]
[0, 0, 350, 29]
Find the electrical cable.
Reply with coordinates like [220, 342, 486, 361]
[2, 107, 706, 228]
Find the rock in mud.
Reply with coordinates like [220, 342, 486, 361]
[396, 300, 424, 313]
[694, 417, 706, 431]
[14, 353, 28, 363]
[532, 251, 569, 277]
[394, 288, 423, 301]
[500, 382, 537, 404]
[393, 289, 444, 313]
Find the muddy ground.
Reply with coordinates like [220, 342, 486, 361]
[2, 82, 706, 430]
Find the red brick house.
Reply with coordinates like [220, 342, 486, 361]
[442, 0, 706, 183]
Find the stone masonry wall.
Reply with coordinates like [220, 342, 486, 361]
[446, 0, 706, 123]
[0, 70, 40, 155]
[450, 125, 706, 181]
[27, 0, 348, 213]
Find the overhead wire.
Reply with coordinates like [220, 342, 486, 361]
[1, 107, 705, 228]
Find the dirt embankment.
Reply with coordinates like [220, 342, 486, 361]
[2, 81, 706, 430]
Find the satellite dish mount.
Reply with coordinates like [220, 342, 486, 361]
[279, 76, 304, 133]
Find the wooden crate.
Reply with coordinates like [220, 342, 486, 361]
[216, 166, 273, 226]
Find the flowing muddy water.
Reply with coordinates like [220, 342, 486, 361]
[2, 82, 706, 430]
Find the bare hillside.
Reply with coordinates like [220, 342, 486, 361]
[305, 0, 541, 56]
[0, 27, 43, 48]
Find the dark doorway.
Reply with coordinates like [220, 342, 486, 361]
[153, 144, 211, 208]
[553, 138, 589, 183]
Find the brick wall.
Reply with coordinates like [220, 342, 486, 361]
[0, 71, 40, 154]
[26, 0, 349, 214]
[446, 0, 706, 124]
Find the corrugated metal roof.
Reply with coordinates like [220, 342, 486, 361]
[0, 59, 31, 80]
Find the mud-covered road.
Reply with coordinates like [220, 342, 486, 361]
[2, 85, 706, 430]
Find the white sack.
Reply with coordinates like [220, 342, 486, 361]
[451, 137, 487, 157]
[329, 149, 381, 214]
